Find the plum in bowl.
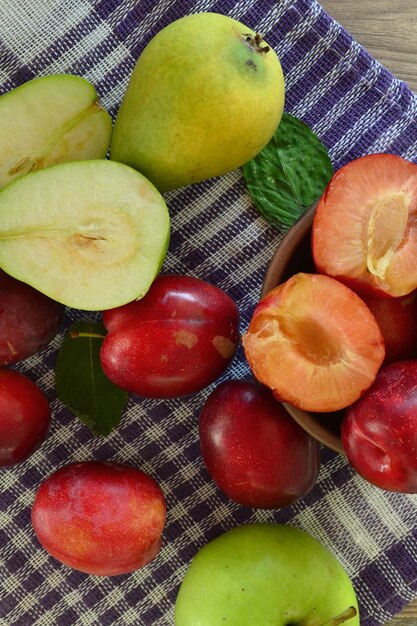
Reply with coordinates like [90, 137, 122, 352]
[259, 203, 344, 454]
[255, 153, 417, 489]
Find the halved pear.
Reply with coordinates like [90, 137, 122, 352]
[0, 160, 170, 310]
[0, 74, 112, 189]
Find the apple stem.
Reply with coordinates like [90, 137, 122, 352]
[70, 330, 106, 340]
[317, 606, 357, 626]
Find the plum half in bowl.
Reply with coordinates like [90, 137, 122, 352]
[253, 200, 387, 454]
[259, 203, 343, 453]
[253, 154, 417, 456]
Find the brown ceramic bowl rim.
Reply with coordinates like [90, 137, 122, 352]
[261, 201, 317, 299]
[261, 201, 344, 455]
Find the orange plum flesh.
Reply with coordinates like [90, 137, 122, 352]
[312, 153, 417, 298]
[243, 273, 385, 412]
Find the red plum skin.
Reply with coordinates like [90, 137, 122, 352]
[31, 461, 166, 575]
[342, 360, 417, 492]
[199, 380, 320, 508]
[0, 368, 51, 467]
[0, 270, 63, 365]
[101, 275, 240, 398]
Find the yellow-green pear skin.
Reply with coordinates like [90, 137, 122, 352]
[110, 12, 285, 192]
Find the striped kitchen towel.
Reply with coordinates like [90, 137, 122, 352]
[1, 1, 417, 625]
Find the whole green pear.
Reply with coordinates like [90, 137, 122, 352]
[110, 12, 285, 192]
[175, 523, 360, 626]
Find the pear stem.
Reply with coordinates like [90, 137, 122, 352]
[242, 32, 270, 54]
[317, 606, 357, 626]
[70, 330, 107, 340]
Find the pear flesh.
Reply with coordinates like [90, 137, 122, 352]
[0, 160, 170, 311]
[0, 74, 112, 190]
[110, 12, 285, 192]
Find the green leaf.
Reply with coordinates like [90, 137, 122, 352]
[55, 321, 128, 436]
[243, 113, 333, 230]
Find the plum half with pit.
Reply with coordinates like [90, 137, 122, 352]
[312, 153, 417, 298]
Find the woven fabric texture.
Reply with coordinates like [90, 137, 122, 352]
[1, 1, 417, 625]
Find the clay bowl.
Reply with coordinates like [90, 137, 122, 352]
[261, 202, 344, 454]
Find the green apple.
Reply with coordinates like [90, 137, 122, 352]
[175, 524, 360, 626]
[0, 160, 170, 311]
[0, 74, 112, 189]
[110, 12, 285, 192]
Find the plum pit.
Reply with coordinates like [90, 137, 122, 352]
[366, 191, 410, 279]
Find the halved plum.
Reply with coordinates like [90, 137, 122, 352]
[242, 273, 385, 412]
[312, 154, 417, 297]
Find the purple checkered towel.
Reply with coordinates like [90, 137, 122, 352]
[1, 1, 417, 625]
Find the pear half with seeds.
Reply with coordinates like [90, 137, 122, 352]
[0, 74, 112, 190]
[0, 160, 170, 310]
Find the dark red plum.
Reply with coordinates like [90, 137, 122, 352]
[360, 291, 417, 364]
[342, 360, 417, 492]
[0, 270, 64, 365]
[0, 368, 51, 466]
[199, 380, 320, 508]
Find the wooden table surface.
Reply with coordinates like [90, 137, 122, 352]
[317, 2, 417, 625]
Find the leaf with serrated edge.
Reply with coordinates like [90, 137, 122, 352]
[243, 113, 333, 230]
[55, 321, 127, 436]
